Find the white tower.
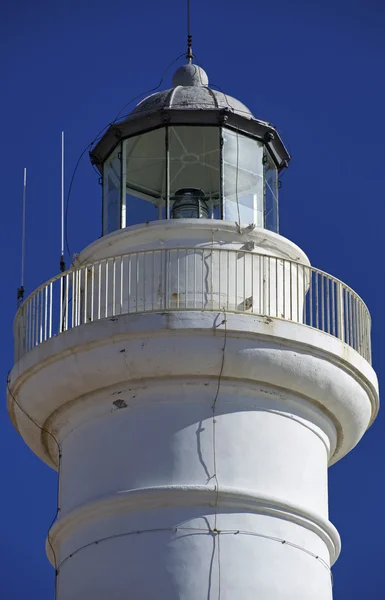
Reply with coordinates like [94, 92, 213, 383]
[8, 63, 379, 599]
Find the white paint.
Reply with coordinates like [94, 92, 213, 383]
[8, 222, 379, 599]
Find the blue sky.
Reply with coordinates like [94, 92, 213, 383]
[1, 0, 384, 597]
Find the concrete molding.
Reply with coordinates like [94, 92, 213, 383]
[75, 220, 310, 266]
[8, 312, 378, 469]
[52, 379, 336, 462]
[48, 485, 341, 566]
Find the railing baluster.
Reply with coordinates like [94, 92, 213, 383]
[226, 250, 230, 311]
[24, 301, 28, 354]
[185, 249, 188, 309]
[38, 291, 42, 343]
[160, 250, 164, 310]
[218, 249, 221, 310]
[235, 251, 238, 311]
[152, 251, 156, 311]
[337, 282, 344, 342]
[65, 273, 69, 331]
[349, 292, 353, 349]
[74, 270, 78, 327]
[251, 253, 254, 313]
[135, 253, 140, 312]
[75, 270, 79, 326]
[91, 264, 95, 322]
[38, 292, 42, 344]
[98, 263, 101, 321]
[105, 260, 109, 318]
[128, 255, 131, 313]
[71, 271, 75, 329]
[143, 252, 147, 311]
[77, 269, 80, 326]
[302, 262, 306, 324]
[345, 288, 349, 345]
[306, 267, 314, 327]
[296, 262, 299, 323]
[34, 293, 38, 346]
[257, 254, 261, 314]
[177, 249, 180, 309]
[44, 286, 48, 341]
[30, 296, 34, 349]
[59, 276, 63, 333]
[120, 255, 124, 315]
[112, 258, 116, 317]
[268, 256, 271, 316]
[276, 257, 278, 318]
[289, 261, 293, 321]
[136, 253, 139, 312]
[330, 280, 336, 335]
[242, 252, 246, 311]
[212, 249, 214, 309]
[49, 282, 52, 339]
[201, 250, 205, 309]
[35, 294, 38, 346]
[84, 268, 88, 324]
[194, 251, 197, 309]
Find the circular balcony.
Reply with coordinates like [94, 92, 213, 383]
[14, 248, 371, 364]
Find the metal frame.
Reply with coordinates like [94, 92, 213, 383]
[263, 147, 279, 234]
[102, 141, 122, 236]
[90, 108, 289, 173]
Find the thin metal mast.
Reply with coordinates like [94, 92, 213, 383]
[186, 0, 193, 63]
[17, 168, 27, 307]
[60, 131, 66, 272]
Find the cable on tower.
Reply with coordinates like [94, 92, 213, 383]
[6, 372, 62, 599]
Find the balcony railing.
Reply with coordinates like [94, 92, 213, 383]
[14, 248, 372, 364]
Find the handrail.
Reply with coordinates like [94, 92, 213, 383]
[14, 247, 372, 364]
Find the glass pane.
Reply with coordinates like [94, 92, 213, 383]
[103, 144, 121, 234]
[124, 129, 166, 226]
[223, 129, 264, 227]
[264, 150, 279, 232]
[169, 126, 220, 219]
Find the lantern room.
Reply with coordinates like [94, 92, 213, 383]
[90, 63, 290, 236]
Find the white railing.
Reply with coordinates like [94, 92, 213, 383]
[14, 248, 372, 363]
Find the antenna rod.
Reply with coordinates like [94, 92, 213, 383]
[60, 131, 66, 272]
[186, 0, 193, 63]
[17, 168, 27, 307]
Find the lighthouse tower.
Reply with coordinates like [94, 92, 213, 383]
[8, 62, 379, 600]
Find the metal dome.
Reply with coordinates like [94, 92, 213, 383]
[131, 86, 255, 119]
[131, 63, 255, 120]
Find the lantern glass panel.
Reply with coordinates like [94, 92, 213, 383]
[169, 126, 220, 218]
[123, 128, 166, 227]
[223, 129, 264, 227]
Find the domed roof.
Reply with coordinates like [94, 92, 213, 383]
[131, 63, 255, 120]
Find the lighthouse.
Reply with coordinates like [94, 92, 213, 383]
[8, 61, 379, 599]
